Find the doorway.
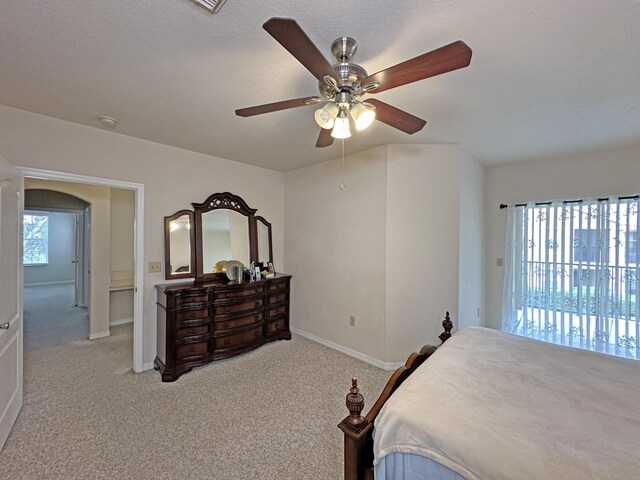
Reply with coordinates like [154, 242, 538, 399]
[18, 167, 144, 373]
[23, 190, 92, 346]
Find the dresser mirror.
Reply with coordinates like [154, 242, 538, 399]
[164, 210, 195, 279]
[201, 209, 250, 269]
[165, 192, 269, 281]
[256, 216, 273, 264]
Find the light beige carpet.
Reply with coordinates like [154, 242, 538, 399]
[2, 285, 390, 480]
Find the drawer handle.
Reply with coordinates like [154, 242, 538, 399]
[222, 322, 230, 329]
[225, 293, 230, 298]
[223, 339, 230, 346]
[254, 289, 260, 294]
[189, 346, 197, 354]
[189, 311, 197, 319]
[224, 307, 231, 314]
[188, 328, 196, 335]
[253, 331, 259, 337]
[254, 315, 259, 321]
[274, 323, 279, 329]
[254, 301, 260, 308]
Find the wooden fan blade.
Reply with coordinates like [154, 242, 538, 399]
[263, 18, 338, 83]
[366, 99, 426, 134]
[316, 128, 334, 148]
[235, 97, 318, 117]
[363, 41, 472, 94]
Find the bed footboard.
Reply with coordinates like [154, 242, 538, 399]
[338, 312, 453, 480]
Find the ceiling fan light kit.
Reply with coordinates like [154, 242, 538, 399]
[235, 18, 472, 148]
[331, 109, 351, 139]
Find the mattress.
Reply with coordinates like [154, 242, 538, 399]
[373, 327, 640, 479]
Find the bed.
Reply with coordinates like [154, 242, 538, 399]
[339, 313, 640, 479]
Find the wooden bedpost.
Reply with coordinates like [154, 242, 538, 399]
[339, 312, 454, 479]
[338, 378, 374, 480]
[439, 311, 453, 344]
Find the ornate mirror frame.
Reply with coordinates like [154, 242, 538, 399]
[164, 192, 277, 281]
[192, 192, 258, 281]
[164, 210, 196, 280]
[255, 216, 273, 265]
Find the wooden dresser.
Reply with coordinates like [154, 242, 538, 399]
[155, 273, 291, 382]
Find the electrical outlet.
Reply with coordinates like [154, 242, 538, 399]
[349, 315, 356, 327]
[148, 261, 162, 273]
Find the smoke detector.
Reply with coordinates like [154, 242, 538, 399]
[190, 0, 228, 13]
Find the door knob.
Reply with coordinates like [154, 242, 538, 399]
[0, 322, 10, 330]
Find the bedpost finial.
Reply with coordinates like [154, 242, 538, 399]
[439, 311, 453, 344]
[350, 377, 359, 394]
[345, 377, 365, 425]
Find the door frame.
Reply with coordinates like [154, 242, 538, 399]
[17, 167, 145, 373]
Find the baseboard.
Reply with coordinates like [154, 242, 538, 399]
[109, 317, 133, 327]
[290, 327, 404, 371]
[24, 280, 74, 287]
[89, 330, 110, 340]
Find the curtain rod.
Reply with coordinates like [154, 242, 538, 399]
[499, 195, 639, 209]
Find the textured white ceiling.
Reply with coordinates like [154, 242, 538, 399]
[1, 0, 639, 171]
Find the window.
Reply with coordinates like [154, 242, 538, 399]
[628, 230, 638, 264]
[502, 198, 640, 360]
[573, 229, 599, 263]
[23, 213, 49, 265]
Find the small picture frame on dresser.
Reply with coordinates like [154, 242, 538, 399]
[267, 262, 276, 275]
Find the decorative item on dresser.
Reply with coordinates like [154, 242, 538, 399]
[157, 192, 291, 382]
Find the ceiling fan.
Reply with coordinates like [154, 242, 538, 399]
[235, 17, 472, 148]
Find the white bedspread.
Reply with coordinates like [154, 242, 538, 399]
[373, 327, 640, 479]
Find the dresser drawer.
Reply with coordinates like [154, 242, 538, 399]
[176, 308, 209, 323]
[267, 292, 288, 305]
[267, 319, 287, 335]
[214, 285, 265, 301]
[176, 341, 209, 360]
[214, 326, 262, 350]
[176, 324, 209, 340]
[267, 280, 289, 292]
[267, 304, 287, 319]
[214, 298, 264, 316]
[214, 311, 264, 332]
[174, 291, 209, 307]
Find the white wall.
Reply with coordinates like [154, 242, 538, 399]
[0, 105, 285, 367]
[385, 145, 459, 361]
[23, 211, 75, 286]
[110, 188, 134, 275]
[484, 145, 640, 330]
[285, 144, 484, 364]
[284, 146, 388, 361]
[458, 152, 485, 329]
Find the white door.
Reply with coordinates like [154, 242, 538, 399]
[0, 155, 23, 450]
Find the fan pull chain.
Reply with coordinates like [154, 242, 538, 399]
[340, 139, 346, 190]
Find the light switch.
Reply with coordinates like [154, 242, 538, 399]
[148, 261, 162, 273]
[496, 257, 504, 267]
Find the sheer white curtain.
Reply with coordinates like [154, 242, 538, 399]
[501, 197, 640, 359]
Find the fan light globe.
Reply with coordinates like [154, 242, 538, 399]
[314, 103, 339, 129]
[351, 103, 376, 131]
[331, 110, 351, 139]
